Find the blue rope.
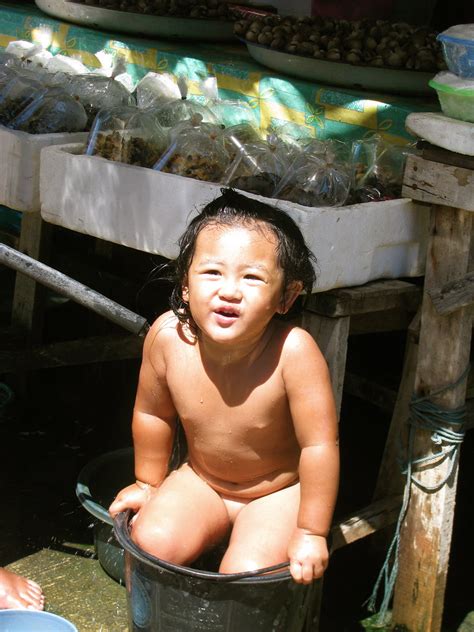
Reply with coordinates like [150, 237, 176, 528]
[365, 364, 470, 623]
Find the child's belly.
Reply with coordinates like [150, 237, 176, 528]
[187, 442, 300, 499]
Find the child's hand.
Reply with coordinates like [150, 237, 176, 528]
[109, 483, 154, 519]
[287, 528, 329, 584]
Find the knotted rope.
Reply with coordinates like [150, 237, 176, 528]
[366, 364, 470, 623]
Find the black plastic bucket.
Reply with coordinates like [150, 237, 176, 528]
[114, 511, 320, 632]
[76, 448, 135, 583]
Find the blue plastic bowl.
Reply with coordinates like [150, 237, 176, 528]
[0, 610, 78, 631]
[438, 26, 474, 78]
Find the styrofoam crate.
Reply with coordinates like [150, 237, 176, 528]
[40, 143, 429, 292]
[0, 126, 88, 213]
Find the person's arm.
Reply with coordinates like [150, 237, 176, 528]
[109, 315, 178, 517]
[282, 326, 339, 584]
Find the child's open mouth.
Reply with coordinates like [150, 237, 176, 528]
[214, 307, 240, 321]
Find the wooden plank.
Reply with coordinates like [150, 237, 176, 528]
[0, 334, 143, 372]
[297, 311, 350, 417]
[304, 280, 421, 318]
[403, 154, 474, 212]
[330, 495, 402, 553]
[343, 371, 397, 413]
[392, 205, 473, 632]
[418, 140, 474, 169]
[11, 213, 51, 342]
[349, 308, 415, 335]
[7, 548, 128, 632]
[428, 270, 474, 315]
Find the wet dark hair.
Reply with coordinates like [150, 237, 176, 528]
[169, 188, 317, 324]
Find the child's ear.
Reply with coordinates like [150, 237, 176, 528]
[278, 281, 303, 314]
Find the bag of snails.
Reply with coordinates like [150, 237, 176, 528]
[85, 105, 168, 169]
[153, 118, 229, 183]
[350, 135, 416, 203]
[274, 139, 352, 207]
[223, 134, 295, 198]
[152, 75, 220, 129]
[8, 87, 87, 134]
[222, 122, 263, 162]
[0, 70, 47, 126]
[65, 73, 134, 130]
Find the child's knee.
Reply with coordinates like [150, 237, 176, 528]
[219, 552, 266, 575]
[131, 519, 181, 562]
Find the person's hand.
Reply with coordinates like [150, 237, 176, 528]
[287, 528, 329, 584]
[109, 482, 154, 519]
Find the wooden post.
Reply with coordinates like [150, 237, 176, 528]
[391, 205, 472, 631]
[11, 212, 51, 343]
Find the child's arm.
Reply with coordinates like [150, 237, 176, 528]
[283, 327, 340, 584]
[109, 315, 178, 518]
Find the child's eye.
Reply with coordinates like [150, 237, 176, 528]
[204, 269, 220, 275]
[245, 274, 263, 281]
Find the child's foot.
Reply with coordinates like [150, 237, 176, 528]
[0, 567, 44, 610]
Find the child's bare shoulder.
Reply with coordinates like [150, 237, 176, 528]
[276, 321, 324, 360]
[144, 311, 182, 353]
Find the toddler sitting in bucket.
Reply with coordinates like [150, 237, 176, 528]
[109, 188, 339, 584]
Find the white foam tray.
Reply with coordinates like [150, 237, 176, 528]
[40, 143, 429, 292]
[0, 126, 88, 213]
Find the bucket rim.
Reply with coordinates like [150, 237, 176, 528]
[0, 609, 78, 631]
[113, 510, 292, 584]
[76, 447, 134, 526]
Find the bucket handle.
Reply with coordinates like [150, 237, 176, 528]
[113, 510, 292, 583]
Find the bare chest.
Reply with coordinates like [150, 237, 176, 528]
[165, 346, 292, 444]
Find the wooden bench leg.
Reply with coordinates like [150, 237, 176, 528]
[297, 311, 350, 419]
[372, 313, 420, 503]
[11, 213, 51, 343]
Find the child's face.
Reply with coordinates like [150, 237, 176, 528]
[182, 222, 294, 346]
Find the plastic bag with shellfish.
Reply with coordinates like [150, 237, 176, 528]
[85, 105, 168, 169]
[0, 69, 47, 126]
[273, 139, 352, 207]
[348, 135, 418, 203]
[222, 133, 295, 198]
[153, 115, 229, 183]
[65, 73, 134, 130]
[152, 76, 219, 129]
[8, 86, 88, 134]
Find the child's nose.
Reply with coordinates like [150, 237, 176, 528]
[219, 277, 242, 300]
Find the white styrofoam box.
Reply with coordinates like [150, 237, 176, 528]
[40, 143, 429, 292]
[0, 126, 88, 212]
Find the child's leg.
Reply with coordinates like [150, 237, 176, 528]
[219, 483, 300, 573]
[131, 463, 231, 565]
[0, 568, 44, 610]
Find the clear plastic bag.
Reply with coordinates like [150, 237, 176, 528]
[222, 123, 263, 162]
[65, 74, 134, 129]
[85, 105, 168, 168]
[44, 54, 89, 75]
[205, 98, 257, 128]
[135, 72, 180, 109]
[154, 122, 228, 183]
[223, 136, 290, 198]
[349, 135, 415, 203]
[9, 87, 87, 134]
[0, 71, 46, 126]
[154, 97, 219, 128]
[274, 139, 352, 207]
